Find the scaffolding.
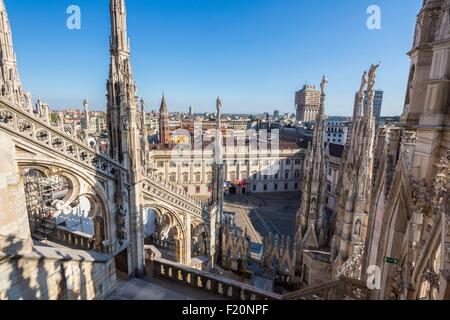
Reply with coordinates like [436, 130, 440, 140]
[24, 172, 69, 240]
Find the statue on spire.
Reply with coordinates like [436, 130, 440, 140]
[320, 75, 328, 94]
[216, 97, 222, 116]
[368, 63, 381, 89]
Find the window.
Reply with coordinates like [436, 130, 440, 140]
[263, 184, 268, 191]
[169, 174, 176, 183]
[194, 162, 202, 168]
[157, 161, 164, 168]
[170, 161, 177, 168]
[294, 183, 298, 190]
[327, 184, 332, 192]
[196, 186, 200, 194]
[184, 187, 188, 193]
[285, 170, 290, 179]
[275, 173, 279, 180]
[195, 172, 201, 182]
[207, 173, 213, 182]
[264, 175, 268, 180]
[183, 173, 189, 183]
[274, 183, 278, 191]
[284, 183, 289, 190]
[253, 185, 257, 191]
[295, 159, 301, 165]
[241, 171, 248, 179]
[285, 159, 291, 165]
[208, 184, 212, 192]
[294, 170, 300, 179]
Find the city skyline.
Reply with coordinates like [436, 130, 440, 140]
[7, 0, 420, 115]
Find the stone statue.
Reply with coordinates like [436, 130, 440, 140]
[368, 63, 381, 88]
[216, 96, 222, 116]
[320, 75, 328, 94]
[354, 219, 362, 236]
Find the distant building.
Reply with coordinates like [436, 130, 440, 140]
[324, 120, 349, 146]
[354, 90, 384, 123]
[273, 110, 280, 120]
[159, 95, 170, 144]
[295, 84, 321, 122]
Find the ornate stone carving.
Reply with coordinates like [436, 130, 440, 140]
[0, 109, 14, 124]
[336, 245, 364, 280]
[389, 267, 407, 300]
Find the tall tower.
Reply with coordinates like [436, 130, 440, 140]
[295, 76, 329, 254]
[159, 94, 170, 144]
[82, 98, 90, 131]
[0, 0, 32, 111]
[106, 0, 145, 276]
[295, 84, 321, 122]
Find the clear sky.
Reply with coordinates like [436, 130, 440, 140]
[6, 0, 421, 116]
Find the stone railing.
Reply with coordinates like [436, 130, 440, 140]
[282, 277, 371, 300]
[144, 173, 212, 221]
[0, 99, 125, 179]
[145, 246, 282, 300]
[48, 226, 95, 252]
[149, 238, 176, 251]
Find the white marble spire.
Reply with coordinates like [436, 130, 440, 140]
[0, 0, 32, 110]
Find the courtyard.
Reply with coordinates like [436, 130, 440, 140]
[224, 192, 300, 244]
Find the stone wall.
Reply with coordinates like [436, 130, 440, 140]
[0, 251, 117, 300]
[0, 132, 32, 251]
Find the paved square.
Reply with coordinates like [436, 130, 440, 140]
[224, 192, 300, 244]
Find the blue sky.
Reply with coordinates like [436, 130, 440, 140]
[6, 0, 421, 115]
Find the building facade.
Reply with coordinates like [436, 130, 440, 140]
[325, 120, 349, 146]
[148, 141, 304, 198]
